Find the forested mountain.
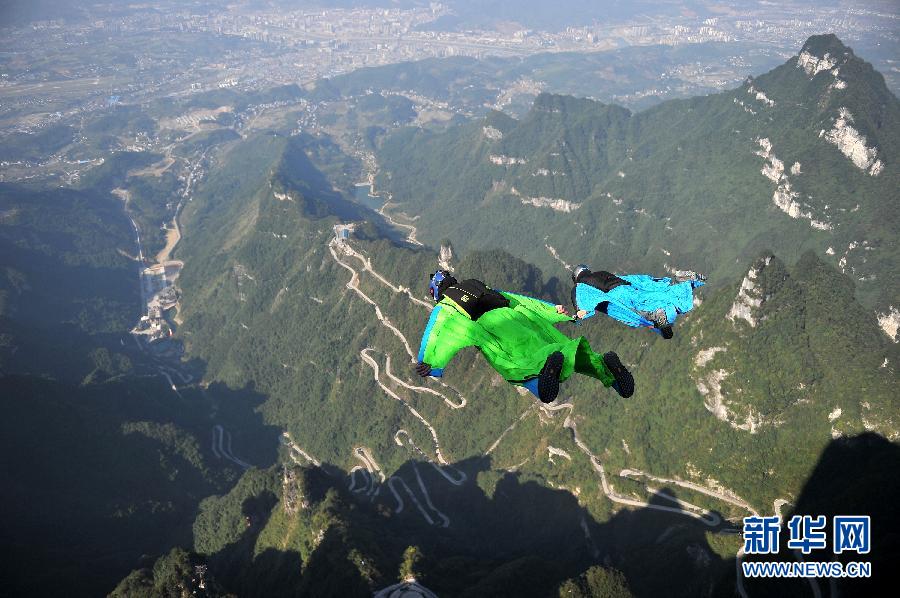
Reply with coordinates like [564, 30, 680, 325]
[376, 35, 899, 317]
[3, 33, 896, 597]
[0, 105, 289, 595]
[0, 170, 249, 595]
[0, 182, 138, 379]
[308, 41, 787, 114]
[0, 375, 243, 596]
[122, 72, 893, 590]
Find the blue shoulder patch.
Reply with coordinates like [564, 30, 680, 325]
[417, 305, 442, 363]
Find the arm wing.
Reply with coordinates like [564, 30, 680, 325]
[604, 302, 653, 328]
[574, 283, 606, 320]
[417, 305, 478, 377]
[576, 283, 653, 327]
[499, 291, 571, 323]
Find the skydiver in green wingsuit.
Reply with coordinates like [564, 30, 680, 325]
[415, 270, 634, 402]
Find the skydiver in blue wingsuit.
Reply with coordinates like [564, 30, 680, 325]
[571, 265, 706, 339]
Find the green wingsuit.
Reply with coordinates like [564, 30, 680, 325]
[416, 279, 614, 395]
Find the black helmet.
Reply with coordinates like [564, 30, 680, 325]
[572, 264, 590, 285]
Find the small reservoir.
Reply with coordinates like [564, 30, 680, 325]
[354, 183, 383, 211]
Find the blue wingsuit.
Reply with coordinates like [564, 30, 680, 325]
[573, 271, 704, 332]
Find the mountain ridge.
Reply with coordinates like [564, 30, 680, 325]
[3, 31, 897, 598]
[375, 34, 899, 323]
[153, 119, 895, 592]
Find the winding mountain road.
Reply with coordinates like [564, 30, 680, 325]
[413, 463, 450, 527]
[330, 241, 417, 358]
[485, 405, 536, 456]
[330, 230, 470, 407]
[353, 445, 385, 499]
[328, 224, 789, 591]
[331, 235, 431, 312]
[388, 476, 435, 524]
[281, 431, 322, 467]
[566, 418, 721, 526]
[212, 425, 251, 469]
[619, 469, 759, 516]
[384, 354, 466, 409]
[378, 201, 423, 247]
[348, 466, 371, 494]
[394, 429, 467, 486]
[360, 349, 451, 465]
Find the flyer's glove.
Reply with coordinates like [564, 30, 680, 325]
[415, 362, 432, 377]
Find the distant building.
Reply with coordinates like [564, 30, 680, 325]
[373, 581, 438, 598]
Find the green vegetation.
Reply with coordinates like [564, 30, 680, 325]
[151, 65, 896, 586]
[557, 566, 632, 597]
[127, 167, 182, 255]
[0, 181, 139, 379]
[6, 33, 897, 598]
[111, 547, 227, 598]
[0, 375, 235, 597]
[154, 114, 894, 594]
[351, 93, 417, 127]
[375, 35, 900, 311]
[193, 468, 282, 556]
[0, 124, 75, 162]
[0, 134, 252, 596]
[86, 105, 157, 138]
[73, 149, 188, 257]
[573, 249, 897, 510]
[320, 42, 784, 113]
[458, 246, 565, 303]
[177, 129, 242, 154]
[399, 545, 425, 580]
[77, 151, 160, 190]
